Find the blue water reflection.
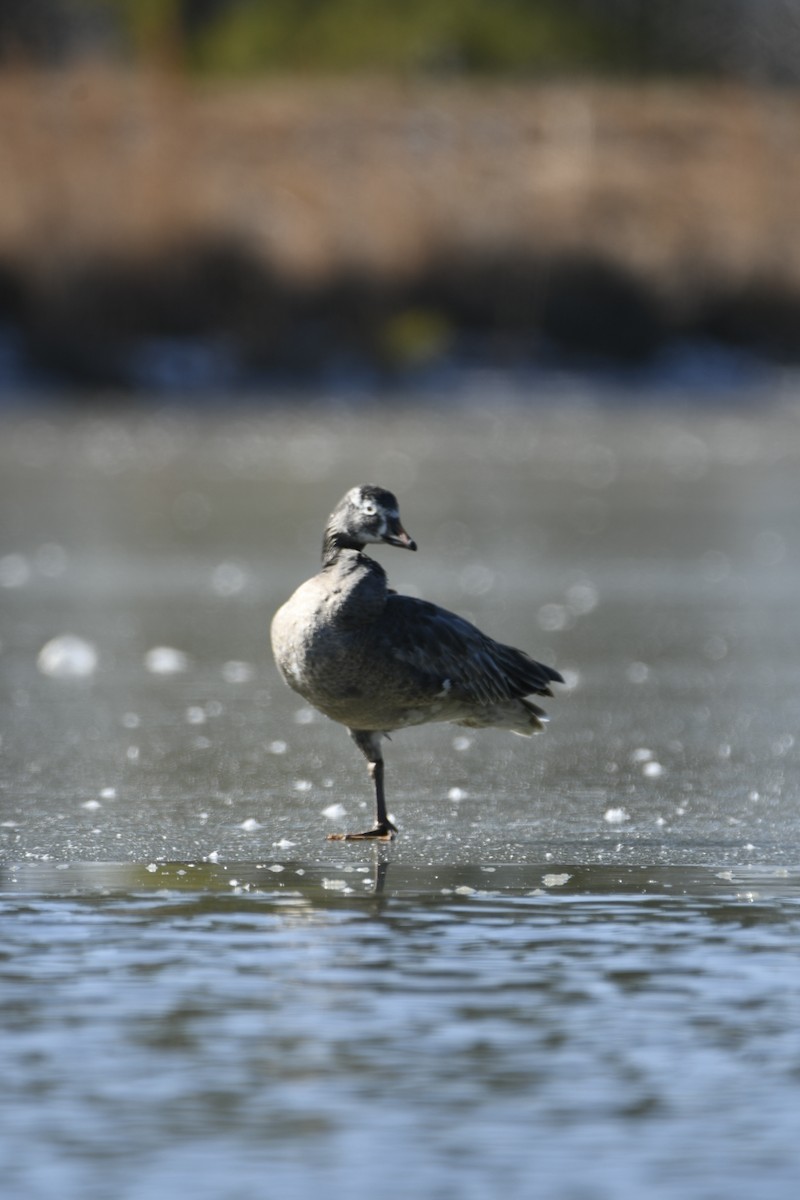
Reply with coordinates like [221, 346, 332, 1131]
[3, 865, 800, 1200]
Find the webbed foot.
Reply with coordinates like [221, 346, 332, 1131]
[327, 819, 398, 842]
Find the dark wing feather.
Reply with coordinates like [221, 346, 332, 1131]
[382, 595, 563, 706]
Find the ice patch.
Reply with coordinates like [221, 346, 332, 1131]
[542, 873, 572, 888]
[145, 646, 188, 675]
[322, 802, 346, 819]
[222, 660, 255, 683]
[37, 635, 98, 678]
[603, 807, 630, 824]
[322, 878, 350, 891]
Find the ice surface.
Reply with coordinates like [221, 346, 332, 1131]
[144, 646, 189, 675]
[37, 634, 98, 678]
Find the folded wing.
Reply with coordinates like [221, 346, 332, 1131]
[382, 594, 563, 708]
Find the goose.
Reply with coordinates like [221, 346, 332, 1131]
[270, 485, 563, 840]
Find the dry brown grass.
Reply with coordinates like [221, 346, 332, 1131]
[2, 67, 800, 294]
[3, 68, 800, 379]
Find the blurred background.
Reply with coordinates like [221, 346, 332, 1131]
[2, 0, 800, 394]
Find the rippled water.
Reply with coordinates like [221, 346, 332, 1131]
[2, 388, 800, 1198]
[4, 867, 800, 1200]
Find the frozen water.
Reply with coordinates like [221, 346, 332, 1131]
[144, 646, 189, 674]
[3, 393, 800, 1200]
[221, 660, 256, 683]
[37, 634, 98, 678]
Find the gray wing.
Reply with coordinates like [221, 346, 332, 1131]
[381, 594, 563, 706]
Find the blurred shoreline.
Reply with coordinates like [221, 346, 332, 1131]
[2, 68, 800, 392]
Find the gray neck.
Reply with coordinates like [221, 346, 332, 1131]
[322, 528, 365, 567]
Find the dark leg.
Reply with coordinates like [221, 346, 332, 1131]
[327, 729, 399, 841]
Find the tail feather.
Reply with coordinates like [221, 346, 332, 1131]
[495, 643, 564, 700]
[521, 697, 549, 732]
[457, 695, 550, 736]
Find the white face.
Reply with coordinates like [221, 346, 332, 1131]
[349, 487, 398, 542]
[354, 489, 378, 517]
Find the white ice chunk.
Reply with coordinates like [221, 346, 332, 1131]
[37, 634, 98, 678]
[322, 802, 346, 819]
[145, 646, 189, 675]
[603, 807, 630, 824]
[542, 873, 572, 888]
